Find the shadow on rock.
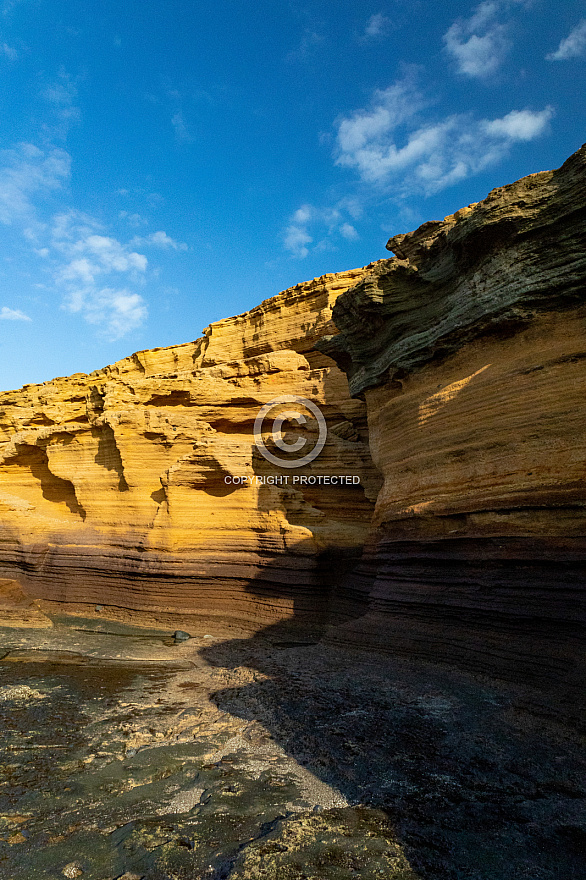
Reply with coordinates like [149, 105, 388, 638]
[201, 610, 586, 880]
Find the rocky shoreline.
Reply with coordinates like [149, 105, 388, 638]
[0, 146, 585, 879]
[1, 623, 584, 879]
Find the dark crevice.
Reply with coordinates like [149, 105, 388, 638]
[3, 443, 86, 519]
[143, 431, 173, 449]
[23, 414, 55, 427]
[146, 391, 193, 406]
[150, 487, 167, 505]
[86, 386, 105, 417]
[213, 812, 292, 879]
[132, 353, 146, 374]
[93, 424, 129, 492]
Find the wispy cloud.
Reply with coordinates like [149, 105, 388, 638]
[283, 221, 313, 258]
[443, 1, 516, 78]
[0, 63, 188, 343]
[363, 13, 389, 39]
[286, 28, 323, 63]
[283, 203, 360, 258]
[49, 210, 149, 338]
[130, 230, 188, 250]
[47, 213, 188, 337]
[171, 110, 190, 142]
[0, 306, 31, 321]
[282, 61, 553, 258]
[547, 19, 586, 61]
[482, 108, 555, 140]
[0, 142, 70, 226]
[119, 210, 148, 228]
[0, 128, 189, 341]
[2, 0, 25, 14]
[76, 288, 147, 338]
[41, 70, 81, 139]
[340, 222, 359, 240]
[333, 73, 553, 193]
[1, 41, 17, 59]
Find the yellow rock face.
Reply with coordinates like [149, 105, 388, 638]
[0, 265, 382, 635]
[367, 307, 586, 537]
[1, 145, 584, 716]
[323, 145, 586, 709]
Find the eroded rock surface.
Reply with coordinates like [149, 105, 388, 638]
[323, 144, 586, 715]
[1, 629, 584, 880]
[0, 266, 382, 636]
[0, 146, 585, 721]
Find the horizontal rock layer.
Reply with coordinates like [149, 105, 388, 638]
[325, 144, 586, 714]
[0, 265, 382, 635]
[322, 144, 586, 396]
[1, 145, 585, 719]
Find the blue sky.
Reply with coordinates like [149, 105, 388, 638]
[0, 0, 584, 391]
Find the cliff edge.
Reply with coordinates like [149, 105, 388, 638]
[0, 265, 382, 635]
[322, 144, 586, 718]
[1, 145, 585, 718]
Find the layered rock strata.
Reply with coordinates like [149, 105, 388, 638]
[0, 266, 382, 634]
[0, 145, 584, 714]
[321, 144, 586, 710]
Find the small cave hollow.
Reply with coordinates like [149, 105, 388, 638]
[146, 391, 193, 406]
[93, 425, 130, 491]
[6, 444, 86, 519]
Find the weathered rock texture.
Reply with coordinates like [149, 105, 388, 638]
[0, 266, 382, 634]
[1, 144, 585, 714]
[321, 144, 586, 712]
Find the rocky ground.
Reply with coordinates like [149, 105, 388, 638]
[0, 622, 584, 880]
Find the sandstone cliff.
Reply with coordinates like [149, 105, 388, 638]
[321, 144, 586, 714]
[0, 266, 382, 634]
[1, 145, 584, 716]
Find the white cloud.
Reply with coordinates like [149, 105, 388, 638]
[443, 1, 513, 78]
[336, 75, 426, 159]
[80, 235, 147, 272]
[283, 224, 312, 258]
[55, 233, 147, 285]
[43, 79, 77, 107]
[364, 13, 389, 38]
[334, 74, 553, 194]
[131, 230, 188, 250]
[283, 203, 360, 257]
[171, 110, 190, 141]
[81, 288, 147, 339]
[0, 130, 181, 341]
[0, 142, 70, 226]
[119, 210, 147, 227]
[50, 208, 99, 243]
[292, 204, 313, 224]
[547, 19, 586, 61]
[482, 107, 554, 140]
[286, 29, 323, 62]
[340, 222, 359, 240]
[0, 306, 31, 321]
[41, 72, 81, 138]
[49, 210, 149, 338]
[1, 42, 17, 59]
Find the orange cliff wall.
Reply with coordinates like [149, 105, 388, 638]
[0, 265, 383, 634]
[321, 144, 586, 716]
[0, 144, 585, 721]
